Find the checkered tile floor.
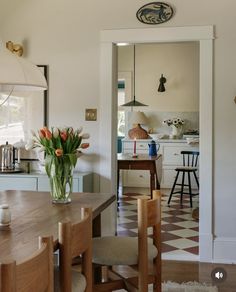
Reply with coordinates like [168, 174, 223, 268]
[117, 188, 199, 261]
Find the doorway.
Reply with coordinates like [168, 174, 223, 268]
[117, 42, 200, 260]
[99, 26, 214, 262]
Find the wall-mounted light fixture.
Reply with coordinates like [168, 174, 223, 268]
[0, 41, 47, 106]
[6, 41, 24, 57]
[0, 41, 47, 93]
[158, 74, 167, 92]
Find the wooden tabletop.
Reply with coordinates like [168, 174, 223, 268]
[0, 190, 116, 263]
[117, 153, 161, 161]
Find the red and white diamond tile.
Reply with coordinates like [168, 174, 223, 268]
[117, 189, 199, 261]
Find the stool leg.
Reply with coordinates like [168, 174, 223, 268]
[180, 171, 185, 206]
[168, 171, 180, 205]
[193, 171, 199, 189]
[188, 172, 193, 208]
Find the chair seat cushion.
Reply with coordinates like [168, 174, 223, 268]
[54, 267, 87, 292]
[92, 236, 158, 266]
[175, 166, 198, 171]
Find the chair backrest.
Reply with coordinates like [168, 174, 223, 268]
[58, 207, 92, 292]
[137, 190, 161, 292]
[0, 236, 54, 292]
[181, 150, 199, 167]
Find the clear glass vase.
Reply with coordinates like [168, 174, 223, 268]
[46, 155, 75, 204]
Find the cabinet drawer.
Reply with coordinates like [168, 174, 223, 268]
[163, 145, 198, 165]
[123, 141, 149, 151]
[123, 170, 150, 187]
[0, 177, 37, 191]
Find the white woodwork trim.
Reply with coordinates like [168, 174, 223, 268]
[99, 26, 214, 261]
[101, 26, 214, 43]
[213, 237, 236, 264]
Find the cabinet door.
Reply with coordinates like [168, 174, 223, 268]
[162, 167, 199, 189]
[0, 177, 37, 191]
[163, 144, 198, 165]
[37, 176, 79, 192]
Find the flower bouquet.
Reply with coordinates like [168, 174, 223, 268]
[163, 118, 185, 138]
[26, 126, 89, 203]
[163, 118, 185, 128]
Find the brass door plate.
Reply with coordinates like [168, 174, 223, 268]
[85, 109, 97, 121]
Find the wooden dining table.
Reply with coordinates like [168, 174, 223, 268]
[0, 190, 116, 263]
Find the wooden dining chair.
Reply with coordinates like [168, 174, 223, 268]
[58, 207, 92, 292]
[92, 190, 162, 292]
[0, 236, 54, 292]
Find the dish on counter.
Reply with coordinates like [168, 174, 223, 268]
[149, 133, 167, 140]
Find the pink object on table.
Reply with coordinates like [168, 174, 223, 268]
[133, 139, 136, 154]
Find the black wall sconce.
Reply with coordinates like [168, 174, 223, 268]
[158, 74, 167, 92]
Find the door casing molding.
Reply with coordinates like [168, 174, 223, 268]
[99, 26, 214, 262]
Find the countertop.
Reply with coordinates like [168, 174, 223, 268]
[0, 171, 92, 177]
[122, 138, 194, 143]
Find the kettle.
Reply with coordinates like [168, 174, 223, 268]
[0, 141, 20, 170]
[148, 140, 160, 157]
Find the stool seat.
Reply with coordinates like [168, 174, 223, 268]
[168, 151, 199, 208]
[175, 166, 198, 172]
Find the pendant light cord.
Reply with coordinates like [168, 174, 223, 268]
[133, 45, 136, 103]
[120, 44, 147, 107]
[0, 88, 14, 107]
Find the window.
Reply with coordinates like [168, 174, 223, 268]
[0, 65, 48, 146]
[117, 80, 125, 136]
[117, 72, 132, 138]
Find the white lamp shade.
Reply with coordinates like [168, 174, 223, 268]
[0, 49, 47, 92]
[129, 111, 148, 125]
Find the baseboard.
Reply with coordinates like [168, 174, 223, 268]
[213, 237, 236, 264]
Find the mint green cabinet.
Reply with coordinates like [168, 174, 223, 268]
[0, 172, 93, 192]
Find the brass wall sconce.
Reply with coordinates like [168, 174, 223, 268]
[6, 41, 24, 57]
[158, 74, 167, 92]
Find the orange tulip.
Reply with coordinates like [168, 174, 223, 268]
[45, 129, 52, 140]
[39, 128, 46, 138]
[80, 143, 89, 149]
[55, 148, 63, 157]
[60, 131, 67, 142]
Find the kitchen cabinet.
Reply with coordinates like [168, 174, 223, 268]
[0, 172, 93, 192]
[122, 138, 199, 188]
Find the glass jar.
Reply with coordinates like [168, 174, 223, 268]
[0, 204, 11, 225]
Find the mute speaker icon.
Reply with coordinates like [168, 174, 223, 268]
[211, 267, 226, 283]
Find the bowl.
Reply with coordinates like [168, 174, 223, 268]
[149, 133, 165, 140]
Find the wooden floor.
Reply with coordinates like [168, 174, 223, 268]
[163, 260, 235, 292]
[113, 260, 236, 292]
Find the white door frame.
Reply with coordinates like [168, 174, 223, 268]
[99, 26, 214, 262]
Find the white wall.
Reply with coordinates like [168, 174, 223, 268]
[118, 43, 199, 111]
[1, 0, 236, 262]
